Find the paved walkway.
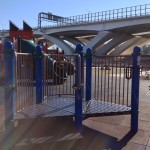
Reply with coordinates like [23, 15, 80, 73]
[0, 78, 150, 150]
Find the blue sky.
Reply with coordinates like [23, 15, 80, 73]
[0, 0, 150, 30]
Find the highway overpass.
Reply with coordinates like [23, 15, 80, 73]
[1, 4, 150, 55]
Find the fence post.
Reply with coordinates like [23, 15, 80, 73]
[85, 48, 92, 101]
[3, 41, 15, 131]
[131, 46, 141, 133]
[74, 44, 83, 131]
[81, 48, 84, 98]
[35, 45, 43, 104]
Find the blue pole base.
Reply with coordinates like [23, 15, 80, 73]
[5, 120, 14, 133]
[131, 112, 139, 133]
[75, 116, 83, 133]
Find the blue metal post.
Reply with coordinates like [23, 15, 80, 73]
[131, 46, 141, 133]
[3, 41, 15, 130]
[81, 47, 84, 98]
[74, 44, 83, 131]
[35, 45, 43, 104]
[85, 48, 92, 101]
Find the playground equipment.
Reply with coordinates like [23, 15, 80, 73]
[0, 21, 73, 85]
[2, 40, 141, 133]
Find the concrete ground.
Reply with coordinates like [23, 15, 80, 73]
[0, 78, 150, 150]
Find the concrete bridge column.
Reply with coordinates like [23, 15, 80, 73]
[63, 37, 84, 46]
[109, 37, 147, 55]
[83, 31, 113, 52]
[42, 35, 73, 55]
[94, 34, 133, 55]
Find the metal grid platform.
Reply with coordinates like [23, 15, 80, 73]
[15, 96, 131, 120]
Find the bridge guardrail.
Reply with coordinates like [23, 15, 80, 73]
[37, 4, 150, 29]
[1, 4, 150, 31]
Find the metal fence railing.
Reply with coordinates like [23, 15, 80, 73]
[0, 4, 150, 31]
[37, 4, 150, 29]
[15, 53, 35, 112]
[4, 50, 149, 113]
[92, 55, 132, 107]
[43, 54, 80, 99]
[14, 52, 81, 112]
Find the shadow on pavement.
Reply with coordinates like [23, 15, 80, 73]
[0, 117, 136, 150]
